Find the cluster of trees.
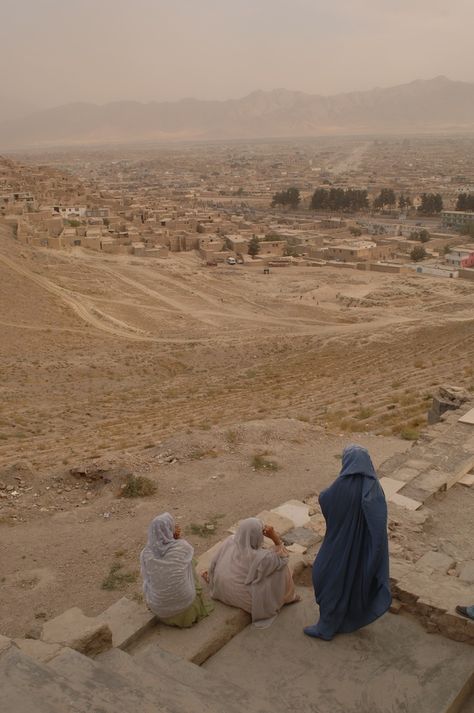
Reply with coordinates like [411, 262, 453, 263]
[372, 188, 396, 209]
[455, 193, 474, 211]
[270, 185, 445, 215]
[371, 189, 413, 211]
[410, 229, 430, 243]
[418, 193, 443, 215]
[310, 188, 369, 212]
[271, 187, 300, 209]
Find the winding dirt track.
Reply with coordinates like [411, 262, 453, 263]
[1, 229, 474, 471]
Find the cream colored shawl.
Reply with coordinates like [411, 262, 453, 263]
[209, 517, 289, 626]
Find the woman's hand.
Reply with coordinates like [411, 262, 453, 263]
[263, 524, 281, 545]
[173, 525, 182, 539]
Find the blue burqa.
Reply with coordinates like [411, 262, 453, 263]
[304, 445, 391, 640]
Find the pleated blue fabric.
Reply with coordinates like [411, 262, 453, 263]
[305, 445, 391, 640]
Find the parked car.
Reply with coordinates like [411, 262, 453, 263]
[226, 257, 236, 265]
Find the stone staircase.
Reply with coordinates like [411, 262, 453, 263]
[2, 586, 473, 713]
[2, 421, 474, 713]
[0, 636, 277, 713]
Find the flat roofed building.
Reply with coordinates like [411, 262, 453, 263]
[442, 211, 474, 228]
[445, 246, 474, 269]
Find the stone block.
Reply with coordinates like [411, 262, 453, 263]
[196, 541, 225, 575]
[389, 559, 414, 583]
[398, 484, 431, 503]
[415, 551, 456, 575]
[458, 407, 474, 424]
[286, 543, 307, 555]
[13, 638, 63, 663]
[410, 469, 448, 494]
[282, 527, 320, 549]
[307, 514, 326, 537]
[388, 492, 422, 511]
[404, 459, 432, 471]
[271, 500, 311, 528]
[255, 510, 294, 534]
[130, 600, 250, 665]
[446, 455, 474, 489]
[96, 597, 156, 649]
[394, 570, 435, 606]
[288, 551, 307, 577]
[379, 477, 405, 498]
[458, 561, 474, 584]
[389, 599, 402, 614]
[433, 611, 474, 644]
[41, 607, 112, 657]
[392, 467, 420, 483]
[459, 471, 474, 487]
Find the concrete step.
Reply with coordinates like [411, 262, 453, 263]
[51, 644, 277, 713]
[127, 597, 250, 664]
[100, 645, 278, 713]
[204, 587, 474, 713]
[0, 643, 150, 713]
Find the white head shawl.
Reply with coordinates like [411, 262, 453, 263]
[146, 512, 177, 559]
[140, 512, 196, 619]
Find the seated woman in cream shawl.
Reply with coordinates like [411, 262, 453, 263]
[140, 512, 214, 628]
[203, 517, 300, 628]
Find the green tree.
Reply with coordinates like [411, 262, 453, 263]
[310, 187, 368, 212]
[373, 188, 397, 210]
[410, 229, 430, 243]
[398, 194, 412, 210]
[248, 235, 260, 258]
[418, 193, 443, 215]
[456, 193, 474, 211]
[410, 245, 427, 262]
[271, 187, 301, 209]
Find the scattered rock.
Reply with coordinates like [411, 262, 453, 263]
[282, 527, 321, 549]
[70, 463, 107, 480]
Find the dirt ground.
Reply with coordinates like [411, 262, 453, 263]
[1, 222, 474, 637]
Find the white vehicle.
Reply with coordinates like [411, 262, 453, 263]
[226, 257, 236, 265]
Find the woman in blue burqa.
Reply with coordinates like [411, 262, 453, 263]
[304, 444, 391, 641]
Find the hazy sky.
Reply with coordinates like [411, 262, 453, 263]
[1, 0, 474, 110]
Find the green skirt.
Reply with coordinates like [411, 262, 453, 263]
[160, 566, 214, 629]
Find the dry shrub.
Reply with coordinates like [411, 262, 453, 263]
[119, 474, 156, 498]
[251, 453, 279, 471]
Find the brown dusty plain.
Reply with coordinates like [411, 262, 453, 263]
[1, 222, 474, 637]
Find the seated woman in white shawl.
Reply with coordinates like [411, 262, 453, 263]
[140, 512, 214, 628]
[204, 517, 300, 628]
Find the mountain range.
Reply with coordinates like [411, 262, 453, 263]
[1, 76, 473, 148]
